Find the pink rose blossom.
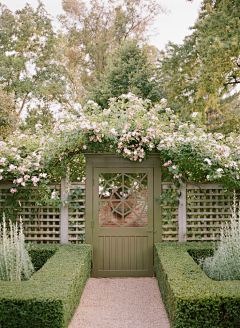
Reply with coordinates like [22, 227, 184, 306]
[39, 173, 47, 178]
[31, 176, 40, 186]
[51, 191, 57, 199]
[16, 178, 23, 184]
[8, 164, 17, 172]
[163, 160, 172, 167]
[0, 157, 6, 166]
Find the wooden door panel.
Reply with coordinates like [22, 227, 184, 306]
[98, 235, 149, 271]
[92, 168, 153, 277]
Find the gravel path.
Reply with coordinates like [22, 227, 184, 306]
[68, 278, 170, 328]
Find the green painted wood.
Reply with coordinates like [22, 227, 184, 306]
[85, 154, 161, 277]
[153, 158, 162, 243]
[85, 157, 93, 246]
[93, 167, 153, 277]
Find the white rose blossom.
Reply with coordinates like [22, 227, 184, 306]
[204, 158, 212, 166]
[192, 112, 198, 118]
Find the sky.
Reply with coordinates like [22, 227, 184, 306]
[0, 0, 203, 51]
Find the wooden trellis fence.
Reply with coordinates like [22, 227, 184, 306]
[0, 179, 239, 244]
[162, 182, 240, 242]
[0, 179, 85, 244]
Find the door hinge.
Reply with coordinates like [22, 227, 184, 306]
[91, 221, 94, 228]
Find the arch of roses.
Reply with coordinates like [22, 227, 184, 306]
[0, 93, 240, 214]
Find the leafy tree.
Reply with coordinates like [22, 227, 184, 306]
[158, 0, 240, 131]
[60, 0, 165, 102]
[0, 85, 17, 139]
[91, 40, 162, 108]
[20, 104, 56, 134]
[0, 2, 66, 117]
[210, 92, 240, 134]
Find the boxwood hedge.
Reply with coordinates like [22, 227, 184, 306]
[27, 244, 59, 271]
[0, 244, 91, 328]
[154, 242, 240, 328]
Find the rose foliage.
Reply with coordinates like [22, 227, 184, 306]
[0, 93, 240, 213]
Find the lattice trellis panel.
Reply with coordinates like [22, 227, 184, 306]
[0, 184, 60, 244]
[161, 183, 179, 241]
[1, 180, 239, 244]
[186, 184, 240, 241]
[68, 182, 86, 244]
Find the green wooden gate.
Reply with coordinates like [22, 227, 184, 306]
[85, 154, 161, 277]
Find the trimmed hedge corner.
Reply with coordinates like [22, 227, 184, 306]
[154, 242, 240, 328]
[0, 244, 91, 328]
[27, 244, 59, 271]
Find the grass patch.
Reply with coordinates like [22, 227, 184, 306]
[0, 244, 91, 328]
[154, 242, 240, 328]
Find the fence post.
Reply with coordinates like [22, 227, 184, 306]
[178, 182, 187, 242]
[60, 176, 69, 244]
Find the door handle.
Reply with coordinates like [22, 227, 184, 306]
[146, 229, 157, 233]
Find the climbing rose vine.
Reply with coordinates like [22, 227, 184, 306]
[0, 93, 240, 207]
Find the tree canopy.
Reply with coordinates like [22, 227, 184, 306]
[0, 85, 17, 139]
[90, 40, 162, 108]
[0, 0, 240, 135]
[59, 0, 164, 103]
[158, 0, 240, 132]
[0, 2, 66, 117]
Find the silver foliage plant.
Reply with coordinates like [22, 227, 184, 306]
[0, 214, 34, 281]
[201, 192, 240, 281]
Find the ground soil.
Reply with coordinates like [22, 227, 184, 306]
[68, 277, 170, 328]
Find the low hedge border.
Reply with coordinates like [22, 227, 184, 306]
[27, 244, 59, 271]
[0, 244, 91, 328]
[154, 242, 240, 328]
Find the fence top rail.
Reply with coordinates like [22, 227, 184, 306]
[187, 183, 227, 190]
[161, 181, 238, 190]
[0, 183, 61, 190]
[0, 182, 85, 189]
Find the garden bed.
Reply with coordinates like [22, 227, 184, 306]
[154, 242, 240, 328]
[0, 244, 91, 328]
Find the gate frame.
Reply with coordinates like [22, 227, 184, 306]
[85, 153, 162, 262]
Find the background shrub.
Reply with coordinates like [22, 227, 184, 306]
[200, 196, 240, 280]
[0, 214, 34, 281]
